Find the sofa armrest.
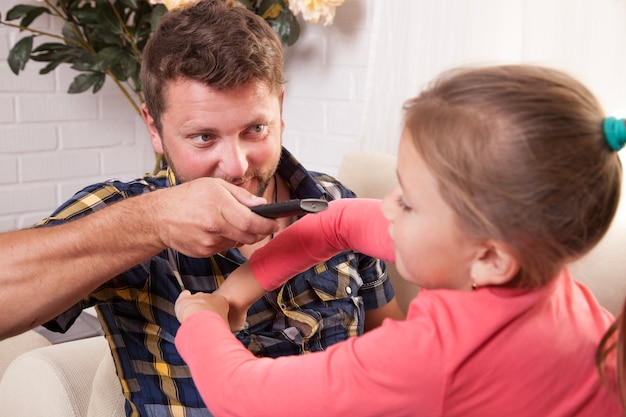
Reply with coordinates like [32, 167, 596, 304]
[0, 335, 111, 417]
[0, 330, 51, 379]
[87, 345, 126, 417]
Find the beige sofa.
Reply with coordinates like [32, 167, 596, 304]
[1, 151, 624, 416]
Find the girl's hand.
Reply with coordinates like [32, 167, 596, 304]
[175, 290, 229, 324]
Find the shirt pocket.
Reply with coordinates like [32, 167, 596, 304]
[278, 253, 365, 345]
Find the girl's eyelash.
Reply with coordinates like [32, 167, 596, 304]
[396, 195, 411, 211]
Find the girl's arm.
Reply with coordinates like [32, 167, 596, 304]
[174, 301, 437, 417]
[201, 198, 395, 330]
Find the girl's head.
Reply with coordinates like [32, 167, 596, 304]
[385, 64, 622, 289]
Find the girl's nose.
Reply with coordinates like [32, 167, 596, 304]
[381, 184, 401, 223]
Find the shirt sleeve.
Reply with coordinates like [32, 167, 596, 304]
[175, 309, 443, 417]
[250, 198, 395, 291]
[37, 181, 148, 332]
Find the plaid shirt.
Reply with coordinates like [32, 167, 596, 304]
[40, 149, 395, 417]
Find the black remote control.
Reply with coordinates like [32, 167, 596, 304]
[251, 198, 328, 219]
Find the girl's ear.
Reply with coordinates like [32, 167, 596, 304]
[141, 103, 164, 154]
[470, 240, 520, 288]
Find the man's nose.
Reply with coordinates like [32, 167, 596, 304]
[220, 140, 249, 180]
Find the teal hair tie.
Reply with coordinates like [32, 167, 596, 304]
[603, 117, 626, 151]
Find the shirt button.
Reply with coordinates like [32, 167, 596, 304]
[346, 286, 352, 295]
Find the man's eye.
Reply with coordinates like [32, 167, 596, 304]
[191, 134, 213, 144]
[249, 124, 265, 134]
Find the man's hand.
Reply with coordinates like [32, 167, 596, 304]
[175, 290, 230, 324]
[150, 177, 279, 258]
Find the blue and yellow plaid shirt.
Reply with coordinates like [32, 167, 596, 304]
[40, 149, 395, 417]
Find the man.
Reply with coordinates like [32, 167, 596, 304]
[8, 1, 403, 415]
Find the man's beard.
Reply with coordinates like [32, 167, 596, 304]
[166, 155, 275, 197]
[250, 170, 275, 197]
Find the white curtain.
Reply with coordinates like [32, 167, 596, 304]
[360, 0, 626, 155]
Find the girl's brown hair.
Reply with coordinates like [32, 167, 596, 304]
[403, 65, 621, 288]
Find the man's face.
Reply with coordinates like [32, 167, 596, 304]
[143, 78, 284, 197]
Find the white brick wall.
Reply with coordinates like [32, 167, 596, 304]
[283, 0, 373, 174]
[0, 0, 373, 231]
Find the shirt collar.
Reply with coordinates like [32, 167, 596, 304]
[166, 167, 179, 187]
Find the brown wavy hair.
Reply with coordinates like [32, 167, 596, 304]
[140, 0, 285, 133]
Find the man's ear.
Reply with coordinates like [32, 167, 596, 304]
[279, 88, 285, 133]
[470, 240, 520, 288]
[141, 103, 164, 154]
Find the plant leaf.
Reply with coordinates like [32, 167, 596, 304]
[6, 5, 49, 22]
[72, 8, 101, 25]
[256, 0, 299, 46]
[266, 7, 300, 46]
[108, 53, 138, 82]
[149, 4, 167, 30]
[32, 42, 73, 53]
[257, 0, 278, 16]
[31, 42, 74, 73]
[7, 35, 34, 74]
[94, 0, 113, 6]
[93, 6, 125, 35]
[91, 28, 124, 48]
[68, 48, 97, 65]
[61, 21, 84, 46]
[92, 46, 126, 71]
[285, 17, 300, 46]
[119, 0, 139, 10]
[22, 7, 51, 28]
[39, 56, 72, 74]
[70, 61, 94, 71]
[91, 73, 106, 93]
[68, 72, 105, 94]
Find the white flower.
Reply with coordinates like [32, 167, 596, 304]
[149, 0, 196, 10]
[288, 0, 345, 26]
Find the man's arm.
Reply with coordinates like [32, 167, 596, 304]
[0, 177, 278, 340]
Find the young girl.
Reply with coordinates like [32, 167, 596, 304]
[174, 65, 625, 416]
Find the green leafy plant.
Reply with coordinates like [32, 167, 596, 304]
[1, 0, 300, 116]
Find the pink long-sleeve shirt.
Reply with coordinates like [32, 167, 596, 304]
[176, 199, 620, 417]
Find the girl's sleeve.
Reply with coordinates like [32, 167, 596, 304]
[175, 308, 443, 417]
[249, 198, 395, 290]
